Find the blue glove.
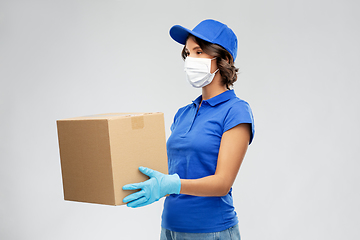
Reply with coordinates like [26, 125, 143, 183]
[122, 166, 181, 208]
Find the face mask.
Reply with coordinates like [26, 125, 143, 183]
[184, 57, 219, 88]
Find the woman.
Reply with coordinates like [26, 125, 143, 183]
[123, 19, 255, 240]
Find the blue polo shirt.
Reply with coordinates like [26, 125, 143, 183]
[161, 90, 255, 233]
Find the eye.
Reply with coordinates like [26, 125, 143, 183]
[196, 51, 203, 55]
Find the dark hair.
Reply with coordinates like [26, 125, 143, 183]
[181, 35, 239, 89]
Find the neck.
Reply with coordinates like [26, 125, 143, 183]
[201, 73, 228, 100]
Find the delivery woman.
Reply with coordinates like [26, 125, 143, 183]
[123, 19, 255, 240]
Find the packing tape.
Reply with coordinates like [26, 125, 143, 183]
[81, 113, 142, 118]
[131, 116, 144, 130]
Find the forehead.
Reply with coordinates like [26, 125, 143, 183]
[185, 36, 200, 49]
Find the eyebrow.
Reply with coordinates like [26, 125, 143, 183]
[185, 46, 202, 52]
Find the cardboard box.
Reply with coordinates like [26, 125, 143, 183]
[56, 112, 168, 206]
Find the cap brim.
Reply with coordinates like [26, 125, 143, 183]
[169, 25, 211, 45]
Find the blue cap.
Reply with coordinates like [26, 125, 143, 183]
[169, 19, 238, 60]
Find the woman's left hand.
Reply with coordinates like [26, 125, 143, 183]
[122, 167, 181, 208]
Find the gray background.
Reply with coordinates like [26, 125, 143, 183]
[1, 0, 359, 239]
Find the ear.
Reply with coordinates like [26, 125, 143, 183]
[223, 53, 231, 64]
[226, 56, 230, 64]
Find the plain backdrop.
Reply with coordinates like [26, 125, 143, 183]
[1, 0, 359, 239]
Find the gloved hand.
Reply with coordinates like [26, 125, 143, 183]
[122, 166, 181, 208]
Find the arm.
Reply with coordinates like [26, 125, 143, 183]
[122, 123, 251, 207]
[180, 123, 251, 197]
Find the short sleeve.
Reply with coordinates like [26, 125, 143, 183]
[170, 105, 187, 132]
[224, 100, 255, 144]
[170, 111, 179, 132]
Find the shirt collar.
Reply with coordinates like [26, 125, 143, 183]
[192, 90, 236, 107]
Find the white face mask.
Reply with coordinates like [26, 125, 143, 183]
[184, 57, 219, 88]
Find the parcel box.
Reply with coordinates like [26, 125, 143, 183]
[56, 112, 168, 205]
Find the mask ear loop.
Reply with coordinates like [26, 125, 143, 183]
[212, 69, 219, 75]
[210, 57, 219, 74]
